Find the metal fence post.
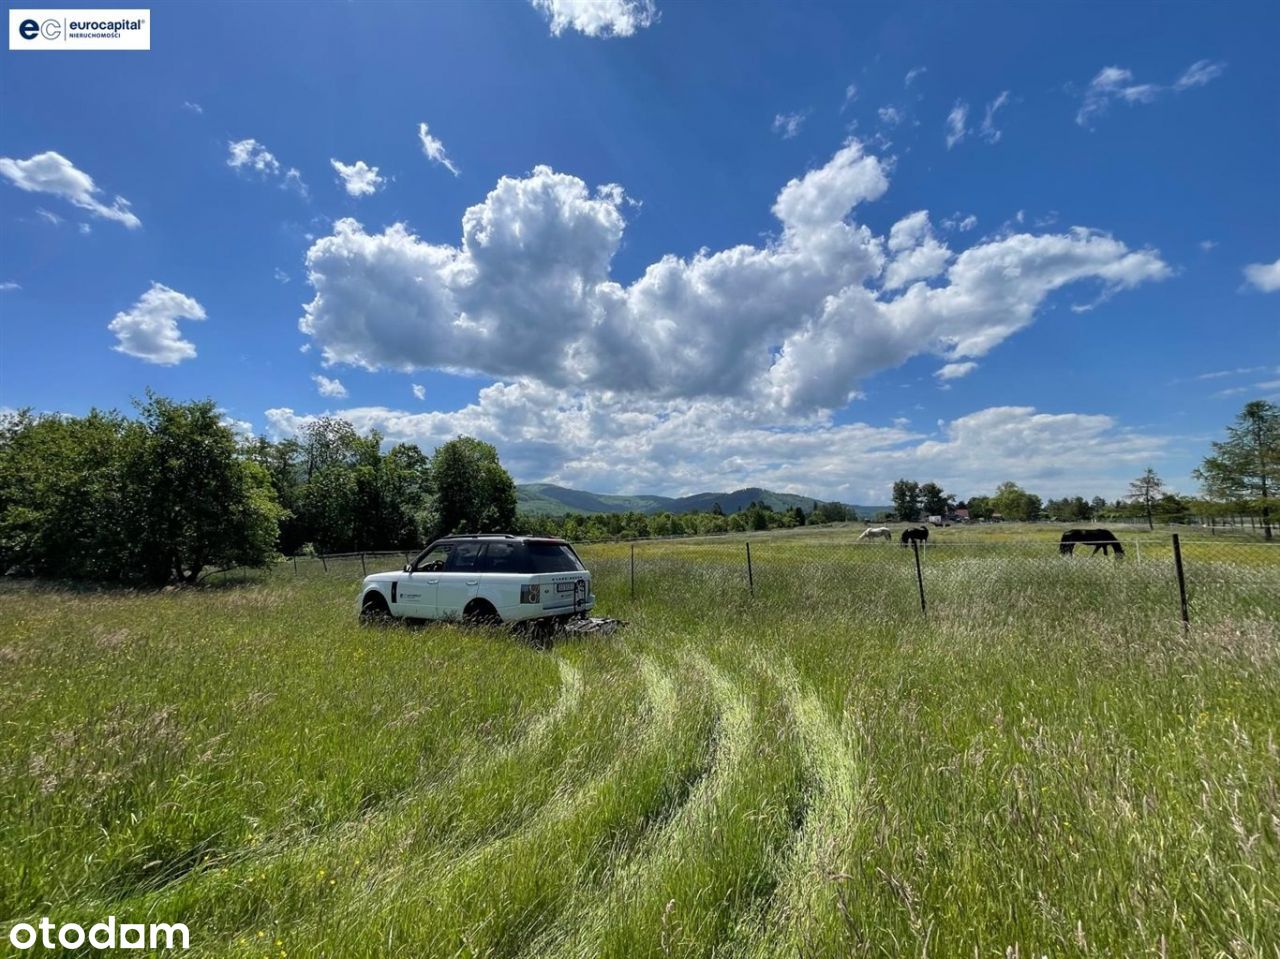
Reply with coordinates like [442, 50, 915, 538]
[1172, 533, 1190, 633]
[630, 543, 635, 600]
[912, 539, 926, 614]
[319, 552, 327, 572]
[746, 542, 754, 596]
[292, 555, 298, 575]
[360, 552, 367, 575]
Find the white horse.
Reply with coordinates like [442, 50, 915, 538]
[859, 526, 892, 541]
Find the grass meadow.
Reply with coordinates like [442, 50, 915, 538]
[2, 524, 1278, 957]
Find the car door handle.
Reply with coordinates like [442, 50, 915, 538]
[425, 578, 439, 585]
[465, 579, 478, 586]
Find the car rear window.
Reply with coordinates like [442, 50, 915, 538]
[481, 541, 525, 573]
[525, 542, 585, 573]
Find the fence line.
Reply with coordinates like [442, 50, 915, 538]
[261, 536, 1280, 629]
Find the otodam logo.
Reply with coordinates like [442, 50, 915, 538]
[8, 9, 150, 50]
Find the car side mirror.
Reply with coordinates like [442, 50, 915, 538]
[403, 564, 412, 573]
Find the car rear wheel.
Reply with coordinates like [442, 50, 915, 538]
[463, 599, 501, 628]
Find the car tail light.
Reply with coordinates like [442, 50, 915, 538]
[520, 584, 540, 604]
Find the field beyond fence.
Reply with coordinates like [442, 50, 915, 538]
[276, 525, 1280, 628]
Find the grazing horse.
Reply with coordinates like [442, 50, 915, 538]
[859, 526, 892, 541]
[900, 526, 929, 548]
[1058, 528, 1125, 557]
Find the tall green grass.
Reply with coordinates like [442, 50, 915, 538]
[2, 528, 1278, 957]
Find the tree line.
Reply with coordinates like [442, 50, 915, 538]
[1, 396, 1274, 583]
[0, 395, 517, 584]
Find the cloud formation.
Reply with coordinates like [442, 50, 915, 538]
[312, 374, 348, 398]
[1076, 59, 1226, 127]
[1243, 258, 1280, 293]
[300, 140, 1168, 418]
[108, 283, 206, 364]
[945, 102, 968, 149]
[331, 159, 385, 197]
[980, 91, 1010, 143]
[266, 389, 1168, 502]
[417, 122, 460, 177]
[936, 361, 978, 381]
[530, 0, 657, 37]
[227, 139, 307, 196]
[0, 151, 141, 228]
[772, 111, 809, 139]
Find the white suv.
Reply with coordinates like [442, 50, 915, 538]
[356, 535, 594, 632]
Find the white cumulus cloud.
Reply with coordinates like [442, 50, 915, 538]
[298, 139, 1168, 419]
[228, 139, 308, 196]
[108, 283, 206, 365]
[312, 374, 349, 398]
[530, 0, 657, 37]
[412, 384, 426, 400]
[0, 151, 140, 228]
[331, 159, 385, 197]
[266, 391, 1168, 502]
[417, 122, 460, 177]
[1243, 258, 1280, 293]
[227, 139, 279, 176]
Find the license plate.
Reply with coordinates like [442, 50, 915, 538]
[556, 582, 575, 592]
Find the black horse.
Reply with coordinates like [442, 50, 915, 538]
[1058, 528, 1125, 557]
[900, 526, 929, 548]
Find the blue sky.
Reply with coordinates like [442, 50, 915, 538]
[1, 0, 1277, 503]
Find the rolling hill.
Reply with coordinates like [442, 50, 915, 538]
[516, 483, 887, 519]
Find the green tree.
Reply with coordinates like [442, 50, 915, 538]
[965, 496, 992, 520]
[919, 482, 954, 518]
[991, 481, 1041, 522]
[1126, 468, 1165, 530]
[892, 479, 922, 522]
[428, 436, 517, 538]
[0, 408, 138, 579]
[1195, 400, 1279, 540]
[126, 394, 284, 584]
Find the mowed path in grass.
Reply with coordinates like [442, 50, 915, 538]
[2, 527, 1279, 957]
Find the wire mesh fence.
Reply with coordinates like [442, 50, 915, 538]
[574, 534, 1280, 628]
[251, 534, 1279, 628]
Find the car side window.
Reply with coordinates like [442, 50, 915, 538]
[416, 545, 451, 572]
[445, 542, 483, 572]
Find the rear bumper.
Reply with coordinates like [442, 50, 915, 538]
[500, 596, 595, 623]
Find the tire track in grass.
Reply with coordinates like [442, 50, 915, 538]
[299, 648, 718, 959]
[104, 653, 621, 946]
[541, 650, 808, 959]
[726, 654, 871, 959]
